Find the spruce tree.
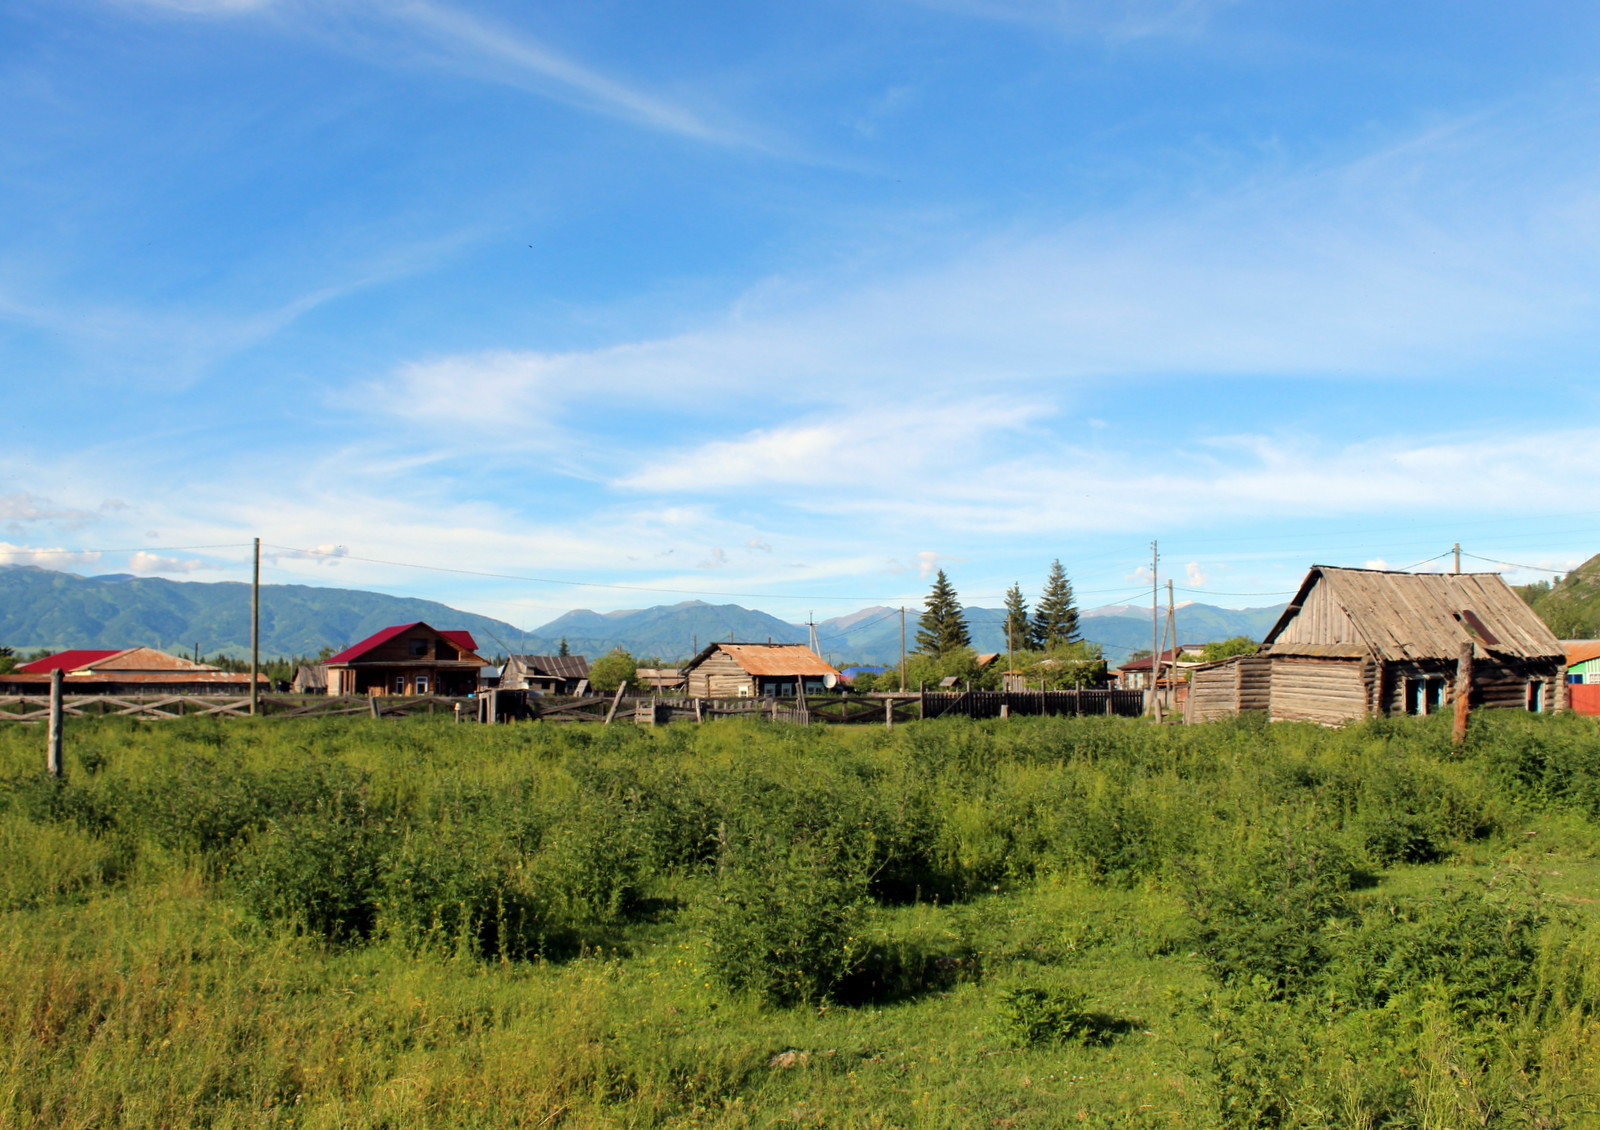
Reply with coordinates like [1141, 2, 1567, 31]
[558, 637, 570, 658]
[1031, 559, 1080, 649]
[1003, 583, 1031, 652]
[916, 570, 971, 657]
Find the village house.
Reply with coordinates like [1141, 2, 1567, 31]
[680, 642, 840, 698]
[499, 654, 590, 695]
[4, 647, 267, 695]
[1563, 641, 1600, 716]
[1186, 566, 1566, 725]
[322, 622, 486, 697]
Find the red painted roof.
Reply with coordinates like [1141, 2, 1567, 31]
[18, 650, 123, 674]
[325, 623, 480, 665]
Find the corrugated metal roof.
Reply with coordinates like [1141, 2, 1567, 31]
[1564, 640, 1600, 667]
[687, 643, 840, 678]
[326, 623, 481, 665]
[19, 649, 123, 673]
[87, 647, 220, 672]
[1265, 566, 1563, 663]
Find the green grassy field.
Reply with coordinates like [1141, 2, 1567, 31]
[2, 711, 1599, 1128]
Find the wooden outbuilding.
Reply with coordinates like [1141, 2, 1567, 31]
[1563, 641, 1600, 716]
[1186, 566, 1566, 725]
[323, 622, 486, 697]
[681, 642, 840, 698]
[500, 654, 590, 695]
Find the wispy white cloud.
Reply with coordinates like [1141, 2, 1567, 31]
[127, 551, 219, 574]
[0, 543, 102, 569]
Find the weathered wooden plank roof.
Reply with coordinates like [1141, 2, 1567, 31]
[1264, 566, 1562, 662]
[509, 655, 590, 679]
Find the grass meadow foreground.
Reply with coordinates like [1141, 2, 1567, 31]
[3, 711, 1600, 1128]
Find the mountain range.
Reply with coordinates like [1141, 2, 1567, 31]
[0, 566, 1285, 666]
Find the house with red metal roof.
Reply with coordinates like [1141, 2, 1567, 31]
[3, 647, 266, 694]
[323, 622, 486, 697]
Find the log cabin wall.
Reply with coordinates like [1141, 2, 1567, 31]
[1238, 655, 1272, 713]
[1267, 657, 1369, 724]
[1186, 662, 1241, 722]
[687, 651, 756, 698]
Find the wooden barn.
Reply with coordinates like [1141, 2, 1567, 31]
[323, 622, 486, 697]
[500, 654, 590, 695]
[1186, 566, 1566, 725]
[681, 642, 840, 699]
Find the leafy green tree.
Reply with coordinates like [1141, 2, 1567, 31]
[1031, 559, 1079, 648]
[588, 648, 637, 692]
[915, 570, 971, 658]
[1010, 641, 1106, 689]
[1003, 583, 1031, 652]
[0, 646, 14, 675]
[1200, 636, 1259, 663]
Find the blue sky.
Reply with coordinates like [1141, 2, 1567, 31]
[5, 0, 1600, 630]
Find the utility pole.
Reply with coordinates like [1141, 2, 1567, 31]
[808, 612, 820, 655]
[1453, 543, 1461, 574]
[899, 606, 907, 693]
[250, 537, 260, 716]
[1150, 540, 1160, 721]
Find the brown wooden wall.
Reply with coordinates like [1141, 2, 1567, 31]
[686, 652, 756, 698]
[1267, 656, 1370, 724]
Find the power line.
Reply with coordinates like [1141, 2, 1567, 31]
[1460, 551, 1571, 575]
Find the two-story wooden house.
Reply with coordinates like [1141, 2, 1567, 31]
[323, 622, 487, 697]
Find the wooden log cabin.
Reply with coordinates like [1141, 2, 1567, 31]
[322, 622, 487, 697]
[681, 642, 840, 698]
[1186, 566, 1566, 725]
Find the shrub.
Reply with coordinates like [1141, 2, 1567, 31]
[699, 829, 868, 1007]
[1181, 825, 1360, 997]
[233, 795, 385, 942]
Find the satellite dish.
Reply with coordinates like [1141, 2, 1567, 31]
[822, 673, 838, 689]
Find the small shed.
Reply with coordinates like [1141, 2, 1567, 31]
[1186, 566, 1565, 725]
[500, 654, 590, 695]
[681, 642, 840, 698]
[291, 664, 328, 694]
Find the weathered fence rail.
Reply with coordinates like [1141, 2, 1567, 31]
[0, 687, 1146, 725]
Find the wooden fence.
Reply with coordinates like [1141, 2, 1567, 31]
[0, 687, 1146, 726]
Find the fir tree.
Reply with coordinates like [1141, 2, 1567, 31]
[916, 570, 971, 657]
[1032, 559, 1080, 649]
[558, 637, 570, 658]
[1003, 583, 1031, 652]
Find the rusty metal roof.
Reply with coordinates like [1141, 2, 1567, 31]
[1264, 566, 1563, 663]
[1564, 640, 1600, 667]
[685, 642, 840, 678]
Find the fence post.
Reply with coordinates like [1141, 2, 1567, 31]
[486, 689, 500, 725]
[604, 681, 628, 725]
[369, 695, 380, 720]
[47, 669, 64, 778]
[1453, 642, 1474, 746]
[884, 697, 893, 731]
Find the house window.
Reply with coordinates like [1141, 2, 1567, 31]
[1528, 681, 1544, 713]
[1424, 678, 1445, 714]
[416, 675, 429, 695]
[394, 675, 406, 694]
[1405, 678, 1423, 715]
